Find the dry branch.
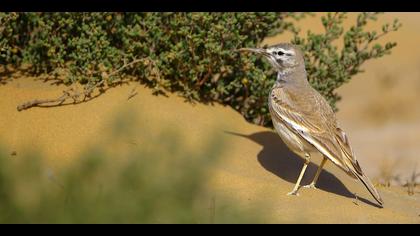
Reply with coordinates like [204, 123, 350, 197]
[17, 57, 153, 111]
[17, 91, 71, 111]
[16, 83, 102, 111]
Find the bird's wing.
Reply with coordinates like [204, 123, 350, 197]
[269, 87, 359, 177]
[334, 127, 363, 175]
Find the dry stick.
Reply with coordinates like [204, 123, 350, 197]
[17, 58, 148, 112]
[17, 89, 74, 111]
[16, 83, 97, 111]
[108, 58, 146, 77]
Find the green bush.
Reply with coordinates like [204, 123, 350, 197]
[292, 13, 401, 109]
[0, 12, 401, 127]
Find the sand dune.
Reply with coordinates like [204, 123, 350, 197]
[0, 77, 418, 223]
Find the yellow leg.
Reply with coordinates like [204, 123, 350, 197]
[303, 157, 327, 189]
[287, 153, 311, 196]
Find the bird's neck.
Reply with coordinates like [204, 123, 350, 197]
[275, 65, 309, 88]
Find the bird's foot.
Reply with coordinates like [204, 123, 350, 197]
[302, 183, 317, 189]
[287, 190, 300, 196]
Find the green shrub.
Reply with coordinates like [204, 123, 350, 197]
[0, 13, 21, 65]
[0, 12, 400, 127]
[292, 13, 401, 109]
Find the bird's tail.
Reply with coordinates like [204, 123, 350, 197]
[354, 171, 384, 207]
[334, 128, 384, 207]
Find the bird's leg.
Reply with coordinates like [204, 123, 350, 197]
[303, 156, 327, 189]
[287, 153, 311, 196]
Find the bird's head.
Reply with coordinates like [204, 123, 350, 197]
[238, 43, 304, 71]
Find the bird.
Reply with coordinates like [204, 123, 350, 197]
[238, 43, 384, 206]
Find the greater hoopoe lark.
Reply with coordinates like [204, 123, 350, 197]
[239, 43, 383, 206]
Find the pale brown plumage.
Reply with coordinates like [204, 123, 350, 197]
[240, 43, 383, 206]
[270, 84, 352, 174]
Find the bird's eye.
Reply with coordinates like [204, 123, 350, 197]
[277, 51, 285, 56]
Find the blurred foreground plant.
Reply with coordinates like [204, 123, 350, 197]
[0, 111, 265, 223]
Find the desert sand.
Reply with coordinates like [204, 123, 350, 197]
[0, 76, 419, 223]
[0, 13, 419, 223]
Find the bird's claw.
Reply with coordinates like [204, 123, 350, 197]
[303, 183, 317, 189]
[287, 190, 300, 196]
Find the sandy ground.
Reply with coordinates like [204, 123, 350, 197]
[0, 77, 419, 223]
[0, 13, 419, 223]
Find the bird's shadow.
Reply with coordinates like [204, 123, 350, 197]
[224, 130, 382, 208]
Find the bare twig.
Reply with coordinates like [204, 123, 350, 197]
[109, 58, 145, 77]
[17, 89, 73, 111]
[196, 66, 212, 88]
[17, 57, 149, 111]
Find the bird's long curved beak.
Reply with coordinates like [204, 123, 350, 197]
[237, 48, 269, 56]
